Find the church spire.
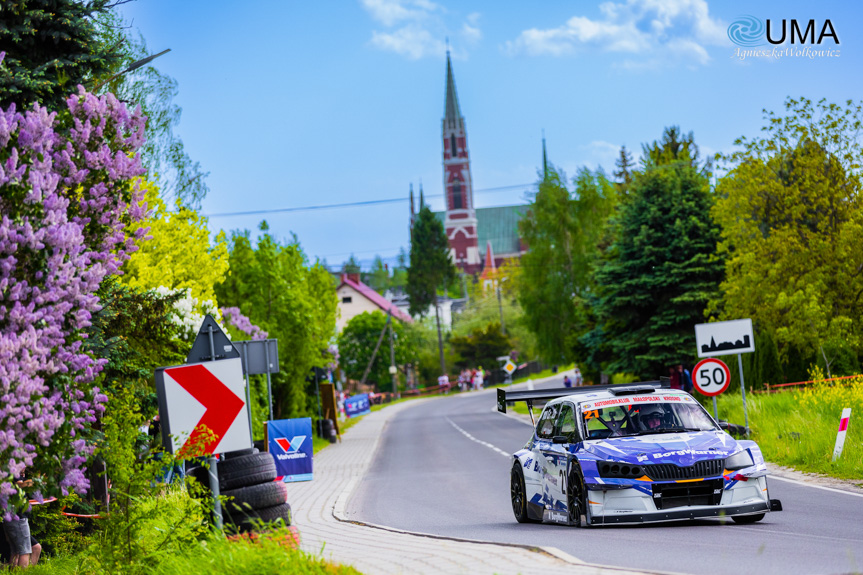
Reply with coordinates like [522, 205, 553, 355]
[444, 51, 462, 131]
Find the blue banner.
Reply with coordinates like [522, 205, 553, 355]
[268, 417, 313, 482]
[344, 393, 371, 418]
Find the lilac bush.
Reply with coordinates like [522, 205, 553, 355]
[0, 81, 147, 517]
[220, 307, 268, 340]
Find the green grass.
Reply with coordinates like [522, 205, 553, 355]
[715, 380, 863, 482]
[27, 529, 361, 575]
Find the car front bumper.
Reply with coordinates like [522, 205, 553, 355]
[586, 475, 780, 525]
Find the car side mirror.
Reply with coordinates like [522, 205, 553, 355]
[552, 435, 568, 444]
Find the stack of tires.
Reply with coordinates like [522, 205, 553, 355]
[189, 449, 292, 533]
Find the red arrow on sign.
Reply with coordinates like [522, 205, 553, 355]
[165, 364, 244, 456]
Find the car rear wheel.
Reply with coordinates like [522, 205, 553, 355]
[511, 462, 539, 523]
[567, 470, 588, 527]
[731, 513, 765, 524]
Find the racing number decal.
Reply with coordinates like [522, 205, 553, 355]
[583, 410, 599, 420]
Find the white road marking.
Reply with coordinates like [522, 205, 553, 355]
[446, 417, 510, 457]
[769, 474, 863, 498]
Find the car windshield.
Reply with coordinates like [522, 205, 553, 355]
[581, 396, 718, 439]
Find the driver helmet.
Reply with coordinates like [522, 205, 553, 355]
[639, 404, 666, 429]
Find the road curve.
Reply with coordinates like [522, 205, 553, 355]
[346, 379, 863, 575]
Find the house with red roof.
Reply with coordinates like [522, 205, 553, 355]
[336, 273, 413, 332]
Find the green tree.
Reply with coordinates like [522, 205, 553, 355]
[641, 125, 703, 169]
[216, 224, 337, 428]
[590, 134, 723, 378]
[614, 145, 635, 191]
[94, 11, 209, 208]
[0, 0, 120, 110]
[516, 167, 617, 365]
[122, 181, 230, 308]
[342, 254, 361, 275]
[338, 311, 414, 391]
[364, 255, 391, 293]
[711, 98, 863, 375]
[407, 205, 456, 316]
[450, 323, 511, 370]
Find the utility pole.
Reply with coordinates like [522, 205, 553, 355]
[496, 280, 506, 336]
[388, 308, 398, 396]
[435, 294, 446, 376]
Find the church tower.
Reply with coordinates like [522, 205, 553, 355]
[442, 51, 480, 273]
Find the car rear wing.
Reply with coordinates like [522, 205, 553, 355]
[497, 380, 669, 425]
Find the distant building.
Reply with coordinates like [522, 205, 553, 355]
[336, 273, 413, 332]
[409, 51, 528, 276]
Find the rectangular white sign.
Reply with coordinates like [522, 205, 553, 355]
[694, 318, 754, 358]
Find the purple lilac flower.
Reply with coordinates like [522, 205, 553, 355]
[0, 85, 146, 516]
[220, 307, 267, 340]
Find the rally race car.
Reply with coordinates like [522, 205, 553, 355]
[498, 381, 782, 526]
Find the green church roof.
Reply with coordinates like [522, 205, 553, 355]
[434, 204, 526, 258]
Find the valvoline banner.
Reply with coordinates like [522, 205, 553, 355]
[268, 417, 313, 482]
[344, 393, 371, 418]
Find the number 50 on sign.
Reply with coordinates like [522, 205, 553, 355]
[692, 358, 731, 397]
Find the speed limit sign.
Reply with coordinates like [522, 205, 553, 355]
[692, 358, 731, 396]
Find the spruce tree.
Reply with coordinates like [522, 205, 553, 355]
[407, 205, 456, 317]
[613, 145, 635, 190]
[590, 140, 723, 378]
[0, 0, 120, 110]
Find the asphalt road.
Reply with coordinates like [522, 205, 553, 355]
[346, 380, 863, 575]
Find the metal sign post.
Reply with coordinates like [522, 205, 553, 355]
[204, 331, 222, 530]
[737, 353, 750, 436]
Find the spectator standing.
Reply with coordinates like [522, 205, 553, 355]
[669, 366, 682, 390]
[563, 375, 573, 388]
[438, 373, 450, 394]
[2, 477, 42, 569]
[679, 364, 693, 393]
[475, 367, 485, 390]
[574, 367, 584, 387]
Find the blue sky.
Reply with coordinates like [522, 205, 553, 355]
[117, 0, 861, 270]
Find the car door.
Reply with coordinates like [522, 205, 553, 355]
[542, 402, 579, 512]
[534, 403, 567, 518]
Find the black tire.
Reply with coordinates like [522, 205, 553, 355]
[732, 513, 765, 524]
[231, 503, 293, 532]
[218, 452, 277, 490]
[567, 469, 588, 527]
[222, 447, 258, 459]
[188, 465, 209, 487]
[223, 481, 288, 515]
[511, 462, 539, 523]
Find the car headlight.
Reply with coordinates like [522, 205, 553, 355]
[725, 450, 754, 470]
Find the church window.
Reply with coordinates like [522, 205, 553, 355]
[452, 180, 463, 209]
[450, 134, 457, 158]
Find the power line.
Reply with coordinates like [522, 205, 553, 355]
[202, 183, 535, 218]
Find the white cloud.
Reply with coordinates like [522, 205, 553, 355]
[360, 0, 482, 59]
[504, 0, 726, 67]
[361, 0, 441, 27]
[370, 25, 446, 60]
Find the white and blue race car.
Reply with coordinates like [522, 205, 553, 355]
[498, 382, 783, 526]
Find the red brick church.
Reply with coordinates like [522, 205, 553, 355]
[410, 52, 528, 275]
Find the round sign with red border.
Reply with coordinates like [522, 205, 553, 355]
[692, 358, 731, 396]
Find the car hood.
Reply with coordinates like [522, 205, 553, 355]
[577, 430, 740, 466]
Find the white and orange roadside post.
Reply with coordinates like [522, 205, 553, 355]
[832, 408, 851, 461]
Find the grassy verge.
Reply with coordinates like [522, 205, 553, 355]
[715, 375, 862, 481]
[28, 529, 361, 575]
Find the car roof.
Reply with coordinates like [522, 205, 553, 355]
[547, 388, 693, 407]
